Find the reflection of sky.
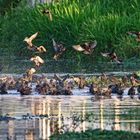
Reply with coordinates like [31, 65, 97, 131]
[0, 96, 140, 139]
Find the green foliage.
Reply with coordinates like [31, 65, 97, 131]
[1, 0, 140, 62]
[50, 129, 140, 140]
[0, 0, 22, 15]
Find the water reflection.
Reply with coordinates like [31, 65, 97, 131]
[0, 96, 140, 139]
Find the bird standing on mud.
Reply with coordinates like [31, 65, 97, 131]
[52, 39, 66, 60]
[24, 32, 47, 53]
[72, 40, 97, 54]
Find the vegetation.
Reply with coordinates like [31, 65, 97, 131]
[1, 0, 140, 62]
[50, 129, 140, 140]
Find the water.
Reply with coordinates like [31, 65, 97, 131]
[0, 95, 140, 140]
[1, 56, 140, 73]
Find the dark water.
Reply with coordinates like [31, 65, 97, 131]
[0, 95, 140, 140]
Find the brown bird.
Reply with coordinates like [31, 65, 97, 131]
[72, 40, 97, 54]
[24, 32, 47, 53]
[101, 51, 122, 64]
[35, 45, 47, 53]
[127, 31, 140, 42]
[30, 56, 44, 67]
[25, 68, 36, 81]
[26, 68, 36, 76]
[52, 39, 66, 60]
[41, 9, 52, 21]
[24, 32, 38, 48]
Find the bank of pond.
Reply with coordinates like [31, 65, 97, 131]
[50, 129, 140, 140]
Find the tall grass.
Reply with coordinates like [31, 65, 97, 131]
[1, 0, 140, 62]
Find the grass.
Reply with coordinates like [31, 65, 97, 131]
[1, 0, 140, 64]
[50, 129, 140, 140]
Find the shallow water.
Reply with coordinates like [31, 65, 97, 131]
[0, 95, 140, 140]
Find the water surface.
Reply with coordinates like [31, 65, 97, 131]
[0, 95, 140, 140]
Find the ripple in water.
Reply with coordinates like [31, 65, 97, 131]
[0, 96, 140, 140]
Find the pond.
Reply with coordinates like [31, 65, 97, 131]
[0, 95, 140, 140]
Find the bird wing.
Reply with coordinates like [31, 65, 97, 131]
[36, 56, 44, 64]
[49, 12, 52, 21]
[101, 52, 110, 57]
[37, 46, 47, 52]
[72, 45, 85, 52]
[89, 40, 97, 49]
[83, 50, 91, 54]
[52, 39, 58, 52]
[29, 32, 38, 42]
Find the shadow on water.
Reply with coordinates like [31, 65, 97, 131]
[0, 96, 140, 139]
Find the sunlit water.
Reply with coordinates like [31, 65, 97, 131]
[0, 94, 140, 140]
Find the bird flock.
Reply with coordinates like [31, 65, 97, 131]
[1, 9, 140, 97]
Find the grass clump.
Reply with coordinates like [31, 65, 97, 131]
[1, 0, 140, 62]
[50, 129, 140, 140]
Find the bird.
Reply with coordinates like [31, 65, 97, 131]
[26, 68, 36, 76]
[72, 40, 97, 54]
[24, 32, 38, 48]
[52, 39, 66, 60]
[41, 9, 52, 21]
[35, 45, 47, 53]
[23, 68, 36, 81]
[30, 56, 44, 67]
[24, 32, 47, 53]
[101, 50, 122, 64]
[127, 31, 140, 42]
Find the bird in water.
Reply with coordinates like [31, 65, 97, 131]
[72, 40, 97, 54]
[127, 31, 140, 42]
[52, 39, 66, 60]
[30, 56, 44, 67]
[101, 50, 122, 64]
[41, 9, 52, 21]
[24, 32, 47, 53]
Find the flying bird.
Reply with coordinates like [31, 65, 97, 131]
[26, 68, 36, 76]
[35, 45, 47, 53]
[52, 39, 66, 60]
[72, 40, 97, 54]
[24, 32, 47, 53]
[41, 9, 52, 21]
[30, 56, 44, 67]
[127, 31, 140, 42]
[24, 32, 38, 48]
[101, 51, 122, 64]
[25, 68, 36, 81]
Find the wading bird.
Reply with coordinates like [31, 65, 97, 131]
[72, 40, 97, 54]
[30, 56, 44, 67]
[52, 39, 66, 60]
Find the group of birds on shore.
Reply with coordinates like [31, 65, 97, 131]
[0, 72, 140, 100]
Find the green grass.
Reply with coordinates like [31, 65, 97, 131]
[50, 129, 140, 140]
[1, 0, 140, 62]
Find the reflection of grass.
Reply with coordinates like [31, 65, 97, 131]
[50, 129, 140, 140]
